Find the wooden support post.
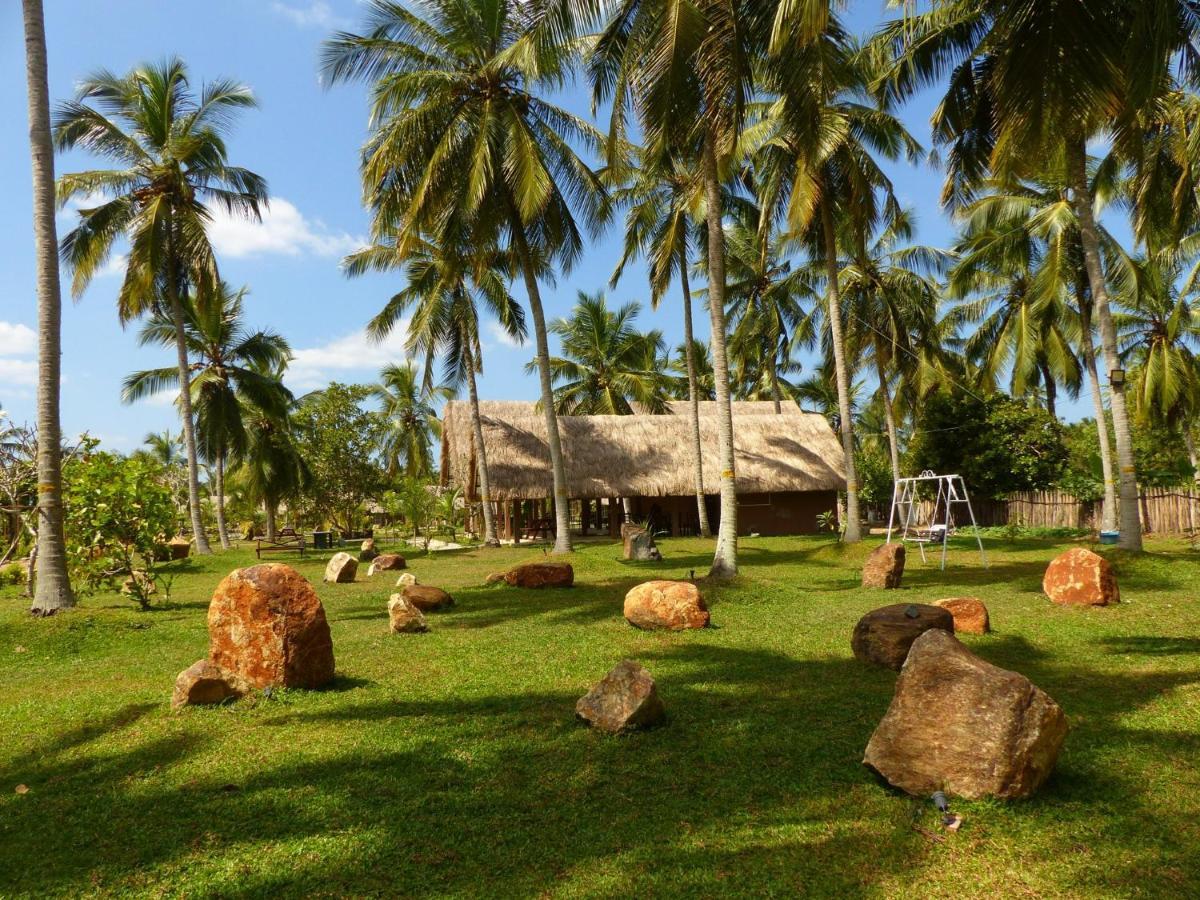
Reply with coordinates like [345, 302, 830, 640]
[581, 498, 590, 536]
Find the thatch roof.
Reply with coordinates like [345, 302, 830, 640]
[441, 400, 846, 501]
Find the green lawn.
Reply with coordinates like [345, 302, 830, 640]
[1, 535, 1198, 898]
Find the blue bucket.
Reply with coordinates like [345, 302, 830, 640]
[1098, 531, 1119, 545]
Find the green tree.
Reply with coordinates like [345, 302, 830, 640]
[323, 0, 607, 555]
[666, 340, 715, 402]
[55, 59, 268, 555]
[237, 403, 310, 541]
[369, 363, 451, 480]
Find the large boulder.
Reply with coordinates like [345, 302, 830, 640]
[851, 603, 955, 670]
[863, 629, 1067, 799]
[1043, 548, 1119, 606]
[575, 660, 665, 734]
[933, 597, 991, 635]
[369, 553, 406, 575]
[324, 552, 358, 584]
[172, 659, 251, 709]
[388, 594, 429, 633]
[359, 538, 378, 563]
[624, 581, 709, 631]
[208, 563, 335, 689]
[497, 562, 574, 589]
[401, 583, 454, 612]
[862, 543, 906, 589]
[623, 527, 663, 562]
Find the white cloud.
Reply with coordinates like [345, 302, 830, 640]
[0, 358, 38, 388]
[287, 321, 412, 390]
[208, 197, 364, 260]
[271, 2, 349, 29]
[485, 320, 524, 349]
[0, 322, 37, 357]
[96, 253, 128, 279]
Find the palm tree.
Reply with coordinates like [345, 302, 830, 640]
[322, 0, 607, 555]
[123, 283, 293, 548]
[141, 429, 185, 468]
[55, 59, 268, 555]
[21, 0, 74, 612]
[666, 340, 716, 402]
[369, 363, 452, 481]
[346, 232, 526, 547]
[531, 292, 668, 415]
[238, 403, 311, 541]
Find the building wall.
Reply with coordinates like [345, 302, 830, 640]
[631, 490, 837, 537]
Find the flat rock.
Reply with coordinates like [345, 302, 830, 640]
[401, 583, 454, 612]
[172, 659, 251, 709]
[1043, 548, 1119, 606]
[369, 554, 406, 575]
[624, 580, 709, 630]
[575, 660, 665, 733]
[851, 603, 954, 670]
[934, 597, 991, 634]
[500, 562, 574, 588]
[862, 543, 905, 589]
[623, 527, 663, 561]
[388, 594, 429, 633]
[324, 552, 358, 584]
[208, 563, 335, 689]
[864, 629, 1067, 799]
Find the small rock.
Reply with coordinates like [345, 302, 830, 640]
[623, 527, 663, 561]
[172, 659, 251, 709]
[862, 543, 906, 589]
[401, 584, 454, 612]
[396, 572, 418, 588]
[324, 552, 358, 584]
[851, 603, 954, 670]
[167, 536, 192, 560]
[359, 538, 378, 563]
[575, 660, 665, 733]
[15, 784, 29, 795]
[1043, 548, 1119, 606]
[499, 562, 574, 588]
[388, 594, 429, 633]
[484, 572, 506, 585]
[933, 597, 991, 635]
[863, 629, 1067, 799]
[120, 570, 157, 597]
[624, 581, 709, 630]
[369, 553, 406, 575]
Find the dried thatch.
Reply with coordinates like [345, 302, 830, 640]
[441, 400, 846, 501]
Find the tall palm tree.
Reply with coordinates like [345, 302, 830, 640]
[532, 291, 668, 415]
[346, 232, 526, 547]
[21, 0, 74, 612]
[322, 0, 607, 555]
[238, 403, 311, 541]
[369, 363, 452, 480]
[55, 60, 267, 556]
[142, 429, 184, 467]
[666, 340, 716, 402]
[123, 283, 293, 549]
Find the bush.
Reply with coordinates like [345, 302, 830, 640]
[0, 563, 26, 587]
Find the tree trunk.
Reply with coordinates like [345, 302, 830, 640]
[875, 354, 902, 485]
[1068, 140, 1141, 550]
[214, 448, 230, 550]
[507, 204, 572, 554]
[769, 340, 784, 414]
[1039, 359, 1058, 421]
[264, 500, 277, 541]
[1078, 293, 1118, 531]
[1184, 430, 1199, 536]
[678, 256, 712, 538]
[464, 340, 499, 547]
[821, 201, 861, 542]
[622, 497, 633, 522]
[23, 0, 74, 613]
[702, 133, 739, 577]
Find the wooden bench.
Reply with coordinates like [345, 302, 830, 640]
[521, 517, 555, 541]
[255, 528, 306, 558]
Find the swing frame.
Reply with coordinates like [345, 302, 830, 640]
[885, 470, 988, 570]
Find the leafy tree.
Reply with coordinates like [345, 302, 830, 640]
[237, 403, 310, 540]
[55, 59, 268, 555]
[368, 363, 450, 480]
[908, 392, 1068, 499]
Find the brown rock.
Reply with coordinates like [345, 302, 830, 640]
[370, 553, 406, 573]
[624, 581, 710, 630]
[1043, 548, 1119, 606]
[359, 538, 378, 562]
[623, 527, 663, 562]
[208, 563, 335, 689]
[388, 594, 429, 633]
[502, 562, 574, 588]
[324, 552, 358, 584]
[862, 542, 906, 589]
[172, 659, 251, 709]
[934, 597, 990, 634]
[863, 629, 1067, 799]
[575, 660, 665, 733]
[167, 536, 192, 560]
[851, 603, 955, 670]
[401, 583, 454, 612]
[396, 573, 418, 588]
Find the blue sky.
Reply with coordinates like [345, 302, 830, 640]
[0, 0, 1089, 453]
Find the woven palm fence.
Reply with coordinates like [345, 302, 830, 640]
[932, 489, 1200, 534]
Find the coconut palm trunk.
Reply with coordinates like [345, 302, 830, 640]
[678, 255, 712, 538]
[1184, 430, 1199, 536]
[1067, 141, 1141, 550]
[165, 245, 212, 555]
[214, 448, 230, 550]
[22, 0, 74, 613]
[1078, 291, 1118, 531]
[508, 210, 572, 553]
[875, 355, 902, 484]
[1039, 360, 1058, 420]
[702, 135, 739, 577]
[463, 341, 499, 547]
[263, 500, 277, 541]
[821, 203, 862, 543]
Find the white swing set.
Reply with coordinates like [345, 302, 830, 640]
[886, 470, 988, 570]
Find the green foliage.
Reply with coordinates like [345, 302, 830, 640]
[908, 392, 1068, 498]
[1061, 418, 1196, 494]
[62, 447, 177, 609]
[0, 563, 26, 587]
[854, 445, 895, 510]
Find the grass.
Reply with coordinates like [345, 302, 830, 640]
[1, 533, 1198, 898]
